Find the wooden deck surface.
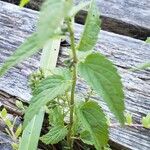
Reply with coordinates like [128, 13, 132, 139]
[2, 0, 150, 39]
[0, 1, 150, 150]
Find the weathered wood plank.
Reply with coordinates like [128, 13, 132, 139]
[1, 0, 150, 39]
[0, 131, 12, 150]
[75, 0, 150, 40]
[0, 1, 150, 150]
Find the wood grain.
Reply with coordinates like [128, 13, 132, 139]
[75, 0, 150, 40]
[1, 0, 150, 39]
[0, 1, 150, 150]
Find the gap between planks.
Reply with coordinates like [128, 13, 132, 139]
[1, 0, 150, 40]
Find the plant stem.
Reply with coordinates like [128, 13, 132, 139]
[66, 18, 77, 150]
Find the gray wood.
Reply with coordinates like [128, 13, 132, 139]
[1, 0, 150, 39]
[75, 0, 150, 40]
[0, 1, 150, 150]
[0, 131, 12, 150]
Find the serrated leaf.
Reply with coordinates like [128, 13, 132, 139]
[125, 112, 132, 125]
[16, 100, 25, 112]
[49, 106, 64, 127]
[0, 33, 41, 76]
[77, 0, 100, 51]
[37, 0, 72, 45]
[142, 113, 150, 129]
[77, 101, 109, 150]
[19, 108, 44, 150]
[78, 53, 125, 124]
[19, 0, 30, 7]
[80, 130, 93, 145]
[40, 125, 68, 144]
[24, 73, 71, 127]
[0, 108, 7, 118]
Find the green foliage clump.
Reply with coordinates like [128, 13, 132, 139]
[3, 0, 146, 149]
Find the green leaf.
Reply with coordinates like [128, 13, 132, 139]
[80, 130, 93, 145]
[142, 113, 150, 129]
[37, 0, 72, 45]
[125, 112, 133, 125]
[49, 106, 64, 127]
[16, 100, 25, 112]
[5, 118, 12, 128]
[19, 108, 44, 150]
[78, 53, 125, 124]
[12, 143, 19, 150]
[19, 0, 30, 7]
[77, 101, 109, 150]
[77, 0, 100, 51]
[131, 62, 150, 71]
[20, 35, 62, 150]
[15, 124, 22, 138]
[24, 72, 71, 127]
[0, 33, 41, 76]
[146, 37, 150, 43]
[0, 108, 7, 118]
[40, 125, 68, 144]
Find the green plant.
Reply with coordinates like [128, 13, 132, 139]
[0, 0, 126, 149]
[0, 108, 22, 150]
[19, 0, 30, 7]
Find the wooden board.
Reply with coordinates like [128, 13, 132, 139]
[75, 0, 150, 40]
[1, 0, 150, 40]
[0, 1, 150, 150]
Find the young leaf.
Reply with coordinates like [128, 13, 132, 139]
[77, 0, 100, 51]
[77, 101, 109, 150]
[19, 108, 44, 150]
[78, 53, 125, 124]
[125, 112, 133, 125]
[5, 118, 12, 128]
[15, 124, 22, 138]
[16, 100, 26, 112]
[40, 125, 68, 144]
[131, 62, 150, 71]
[19, 0, 30, 7]
[0, 33, 41, 76]
[142, 113, 150, 129]
[24, 73, 71, 127]
[37, 0, 72, 45]
[0, 108, 7, 118]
